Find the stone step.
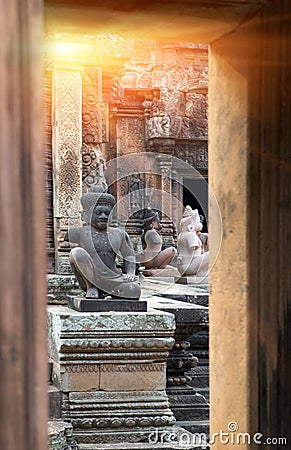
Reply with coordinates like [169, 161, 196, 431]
[177, 420, 210, 436]
[48, 420, 78, 450]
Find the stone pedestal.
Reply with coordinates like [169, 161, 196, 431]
[48, 306, 198, 449]
[68, 297, 147, 312]
[148, 298, 209, 434]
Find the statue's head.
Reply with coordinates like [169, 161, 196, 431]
[180, 205, 203, 233]
[81, 186, 115, 229]
[142, 208, 162, 231]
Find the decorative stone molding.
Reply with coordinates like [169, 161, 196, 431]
[82, 67, 102, 145]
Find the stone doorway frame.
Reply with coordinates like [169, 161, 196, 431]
[0, 1, 290, 449]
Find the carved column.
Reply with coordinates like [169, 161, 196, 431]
[156, 154, 175, 246]
[81, 67, 108, 193]
[52, 69, 83, 274]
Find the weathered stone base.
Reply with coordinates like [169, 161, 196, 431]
[62, 390, 176, 441]
[174, 276, 208, 285]
[48, 306, 179, 445]
[68, 296, 147, 312]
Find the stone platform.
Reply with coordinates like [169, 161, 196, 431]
[48, 306, 200, 449]
[174, 276, 208, 285]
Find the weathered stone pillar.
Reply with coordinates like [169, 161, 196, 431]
[52, 68, 83, 274]
[209, 1, 291, 447]
[155, 154, 175, 246]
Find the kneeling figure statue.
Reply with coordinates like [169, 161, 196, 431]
[66, 187, 141, 299]
[177, 205, 209, 277]
[140, 208, 177, 271]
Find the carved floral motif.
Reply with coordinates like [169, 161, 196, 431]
[82, 143, 108, 192]
[82, 68, 102, 144]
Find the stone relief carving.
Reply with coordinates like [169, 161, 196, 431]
[61, 337, 174, 352]
[53, 71, 82, 219]
[71, 415, 175, 429]
[175, 142, 208, 169]
[110, 75, 124, 102]
[57, 144, 81, 217]
[147, 98, 171, 138]
[100, 363, 165, 373]
[96, 33, 132, 59]
[69, 390, 168, 402]
[127, 172, 143, 210]
[82, 68, 102, 144]
[64, 364, 99, 373]
[52, 70, 83, 273]
[119, 117, 145, 154]
[82, 143, 108, 192]
[58, 310, 175, 332]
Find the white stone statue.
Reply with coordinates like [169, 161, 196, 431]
[177, 205, 209, 277]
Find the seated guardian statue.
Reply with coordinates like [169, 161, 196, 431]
[177, 205, 209, 277]
[140, 208, 176, 270]
[65, 187, 141, 299]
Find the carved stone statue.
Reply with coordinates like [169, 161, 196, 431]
[147, 97, 171, 138]
[82, 143, 108, 192]
[177, 205, 209, 277]
[66, 187, 141, 299]
[128, 172, 143, 210]
[140, 209, 176, 271]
